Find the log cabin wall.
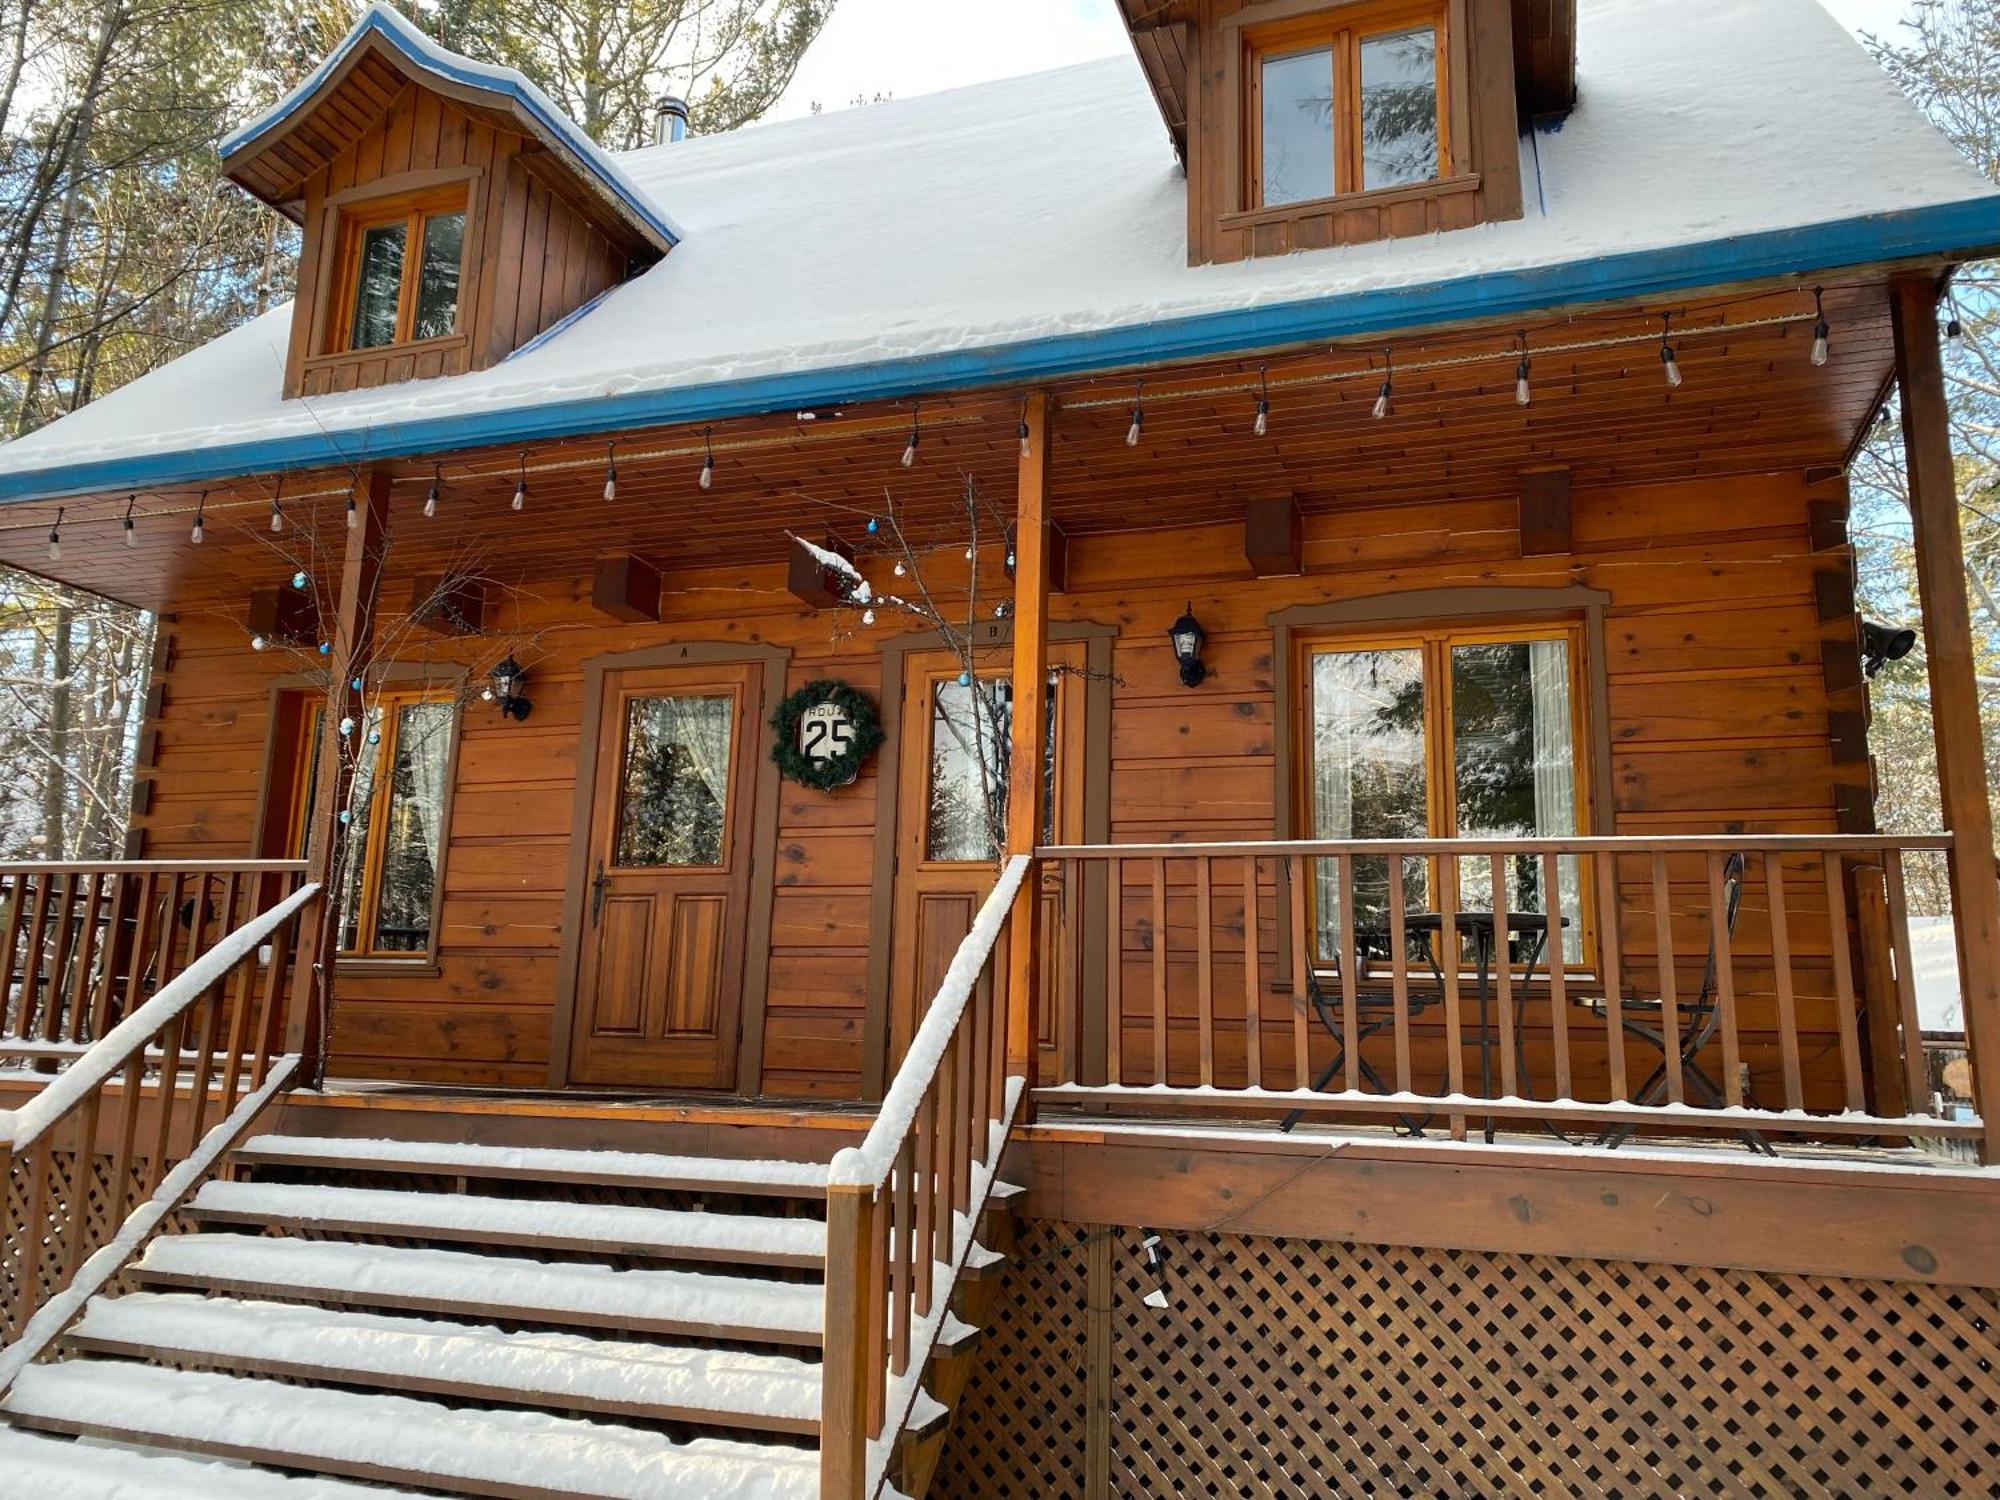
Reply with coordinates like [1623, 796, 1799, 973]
[284, 85, 633, 399]
[128, 464, 1859, 1101]
[1184, 0, 1526, 265]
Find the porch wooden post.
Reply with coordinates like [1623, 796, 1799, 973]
[1890, 276, 2000, 1162]
[819, 1175, 875, 1500]
[1005, 392, 1054, 1103]
[285, 466, 391, 1084]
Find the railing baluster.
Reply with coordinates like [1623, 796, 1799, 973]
[1542, 851, 1570, 1101]
[865, 1181, 889, 1439]
[1595, 852, 1627, 1102]
[64, 873, 106, 1045]
[970, 960, 992, 1161]
[1766, 854, 1804, 1112]
[1336, 853, 1359, 1095]
[890, 1136, 914, 1378]
[42, 872, 80, 1043]
[17, 870, 56, 1041]
[912, 1092, 935, 1319]
[1492, 853, 1516, 1099]
[1651, 853, 1684, 1106]
[953, 1024, 974, 1216]
[1287, 855, 1312, 1093]
[1389, 866, 1412, 1095]
[1195, 856, 1214, 1088]
[1106, 856, 1123, 1087]
[1241, 854, 1261, 1090]
[1439, 853, 1465, 1140]
[88, 873, 133, 1043]
[0, 870, 29, 1036]
[1150, 857, 1168, 1087]
[934, 1039, 957, 1269]
[1823, 852, 1865, 1114]
[1707, 853, 1742, 1108]
[121, 873, 159, 1027]
[148, 1011, 187, 1195]
[1882, 850, 1927, 1114]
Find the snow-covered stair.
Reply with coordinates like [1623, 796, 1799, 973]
[0, 1121, 1017, 1497]
[0, 1126, 845, 1496]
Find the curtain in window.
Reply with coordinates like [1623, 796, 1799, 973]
[659, 694, 733, 813]
[1527, 640, 1583, 962]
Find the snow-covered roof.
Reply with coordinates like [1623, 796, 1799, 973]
[221, 4, 680, 252]
[1, 0, 1995, 504]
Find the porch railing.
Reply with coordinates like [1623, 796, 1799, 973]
[820, 854, 1030, 1500]
[1032, 835, 1982, 1147]
[0, 867, 320, 1352]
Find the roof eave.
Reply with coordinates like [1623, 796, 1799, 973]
[3, 194, 1996, 507]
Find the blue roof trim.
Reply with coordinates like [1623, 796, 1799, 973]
[5, 193, 1999, 506]
[220, 5, 679, 250]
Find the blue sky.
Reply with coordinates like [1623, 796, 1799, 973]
[773, 0, 1919, 122]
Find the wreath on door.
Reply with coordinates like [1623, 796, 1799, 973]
[770, 679, 884, 790]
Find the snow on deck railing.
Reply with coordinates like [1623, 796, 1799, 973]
[829, 855, 1031, 1190]
[0, 882, 319, 1151]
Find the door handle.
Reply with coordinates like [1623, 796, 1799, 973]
[591, 862, 608, 927]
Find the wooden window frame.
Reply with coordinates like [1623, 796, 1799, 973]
[1293, 618, 1598, 973]
[338, 686, 461, 963]
[324, 184, 472, 356]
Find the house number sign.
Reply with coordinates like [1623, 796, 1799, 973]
[770, 679, 884, 791]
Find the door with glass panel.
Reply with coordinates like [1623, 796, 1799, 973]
[1301, 625, 1589, 971]
[888, 647, 1084, 1075]
[571, 663, 760, 1089]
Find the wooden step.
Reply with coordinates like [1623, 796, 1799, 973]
[0, 1424, 424, 1498]
[134, 1234, 825, 1348]
[2, 1361, 819, 1499]
[67, 1291, 823, 1436]
[234, 1134, 829, 1200]
[187, 1180, 825, 1269]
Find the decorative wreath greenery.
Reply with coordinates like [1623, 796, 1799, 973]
[770, 679, 885, 790]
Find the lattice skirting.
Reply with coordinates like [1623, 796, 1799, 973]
[934, 1224, 2000, 1499]
[2, 1149, 147, 1343]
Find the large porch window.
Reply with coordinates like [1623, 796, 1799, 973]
[1302, 624, 1588, 965]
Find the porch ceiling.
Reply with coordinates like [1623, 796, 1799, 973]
[0, 279, 1895, 614]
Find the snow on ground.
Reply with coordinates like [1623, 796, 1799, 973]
[0, 0, 1990, 487]
[1909, 917, 1963, 1032]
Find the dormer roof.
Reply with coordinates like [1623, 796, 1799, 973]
[220, 4, 680, 254]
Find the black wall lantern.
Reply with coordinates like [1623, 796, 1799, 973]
[486, 654, 532, 720]
[1860, 620, 1917, 678]
[1168, 603, 1207, 688]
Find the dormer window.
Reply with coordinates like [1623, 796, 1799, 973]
[331, 188, 470, 353]
[1249, 4, 1446, 209]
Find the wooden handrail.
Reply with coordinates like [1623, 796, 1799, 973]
[822, 855, 1031, 1500]
[0, 881, 321, 1344]
[1030, 835, 1973, 1153]
[0, 860, 309, 875]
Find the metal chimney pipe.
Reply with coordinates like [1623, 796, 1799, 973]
[653, 95, 689, 146]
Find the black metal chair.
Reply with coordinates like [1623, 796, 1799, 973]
[1279, 927, 1442, 1134]
[1580, 852, 1774, 1155]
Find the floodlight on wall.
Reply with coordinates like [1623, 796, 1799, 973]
[1861, 620, 1918, 679]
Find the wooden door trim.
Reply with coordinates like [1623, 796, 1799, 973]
[548, 639, 790, 1093]
[862, 618, 1117, 1098]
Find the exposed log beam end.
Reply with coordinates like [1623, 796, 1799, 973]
[1813, 567, 1856, 626]
[408, 574, 486, 635]
[1807, 498, 1850, 553]
[1243, 497, 1302, 577]
[591, 553, 664, 623]
[1518, 467, 1574, 557]
[246, 586, 319, 648]
[787, 533, 856, 610]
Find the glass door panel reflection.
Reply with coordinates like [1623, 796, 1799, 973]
[615, 693, 735, 869]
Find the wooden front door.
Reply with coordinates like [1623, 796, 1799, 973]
[569, 662, 761, 1089]
[888, 647, 1085, 1077]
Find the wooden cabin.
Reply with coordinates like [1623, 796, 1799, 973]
[2, 2, 1998, 1495]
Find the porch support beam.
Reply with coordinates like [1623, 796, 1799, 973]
[1890, 275, 2000, 1163]
[1005, 392, 1055, 1104]
[286, 466, 390, 1084]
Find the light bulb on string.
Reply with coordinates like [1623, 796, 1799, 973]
[893, 559, 907, 577]
[1947, 299, 1966, 352]
[902, 405, 921, 469]
[1253, 365, 1270, 437]
[1018, 397, 1032, 458]
[862, 607, 876, 626]
[1811, 288, 1830, 368]
[190, 492, 206, 546]
[602, 442, 617, 503]
[1126, 381, 1145, 447]
[1372, 353, 1394, 421]
[512, 452, 528, 512]
[122, 495, 137, 549]
[47, 507, 62, 563]
[424, 467, 440, 519]
[250, 634, 266, 652]
[269, 492, 284, 534]
[699, 427, 715, 491]
[345, 493, 357, 530]
[1515, 335, 1532, 406]
[1660, 314, 1683, 388]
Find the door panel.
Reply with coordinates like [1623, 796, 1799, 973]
[889, 646, 1086, 1077]
[570, 663, 758, 1089]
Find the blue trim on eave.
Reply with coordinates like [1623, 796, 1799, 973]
[4, 194, 1998, 507]
[220, 6, 679, 251]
